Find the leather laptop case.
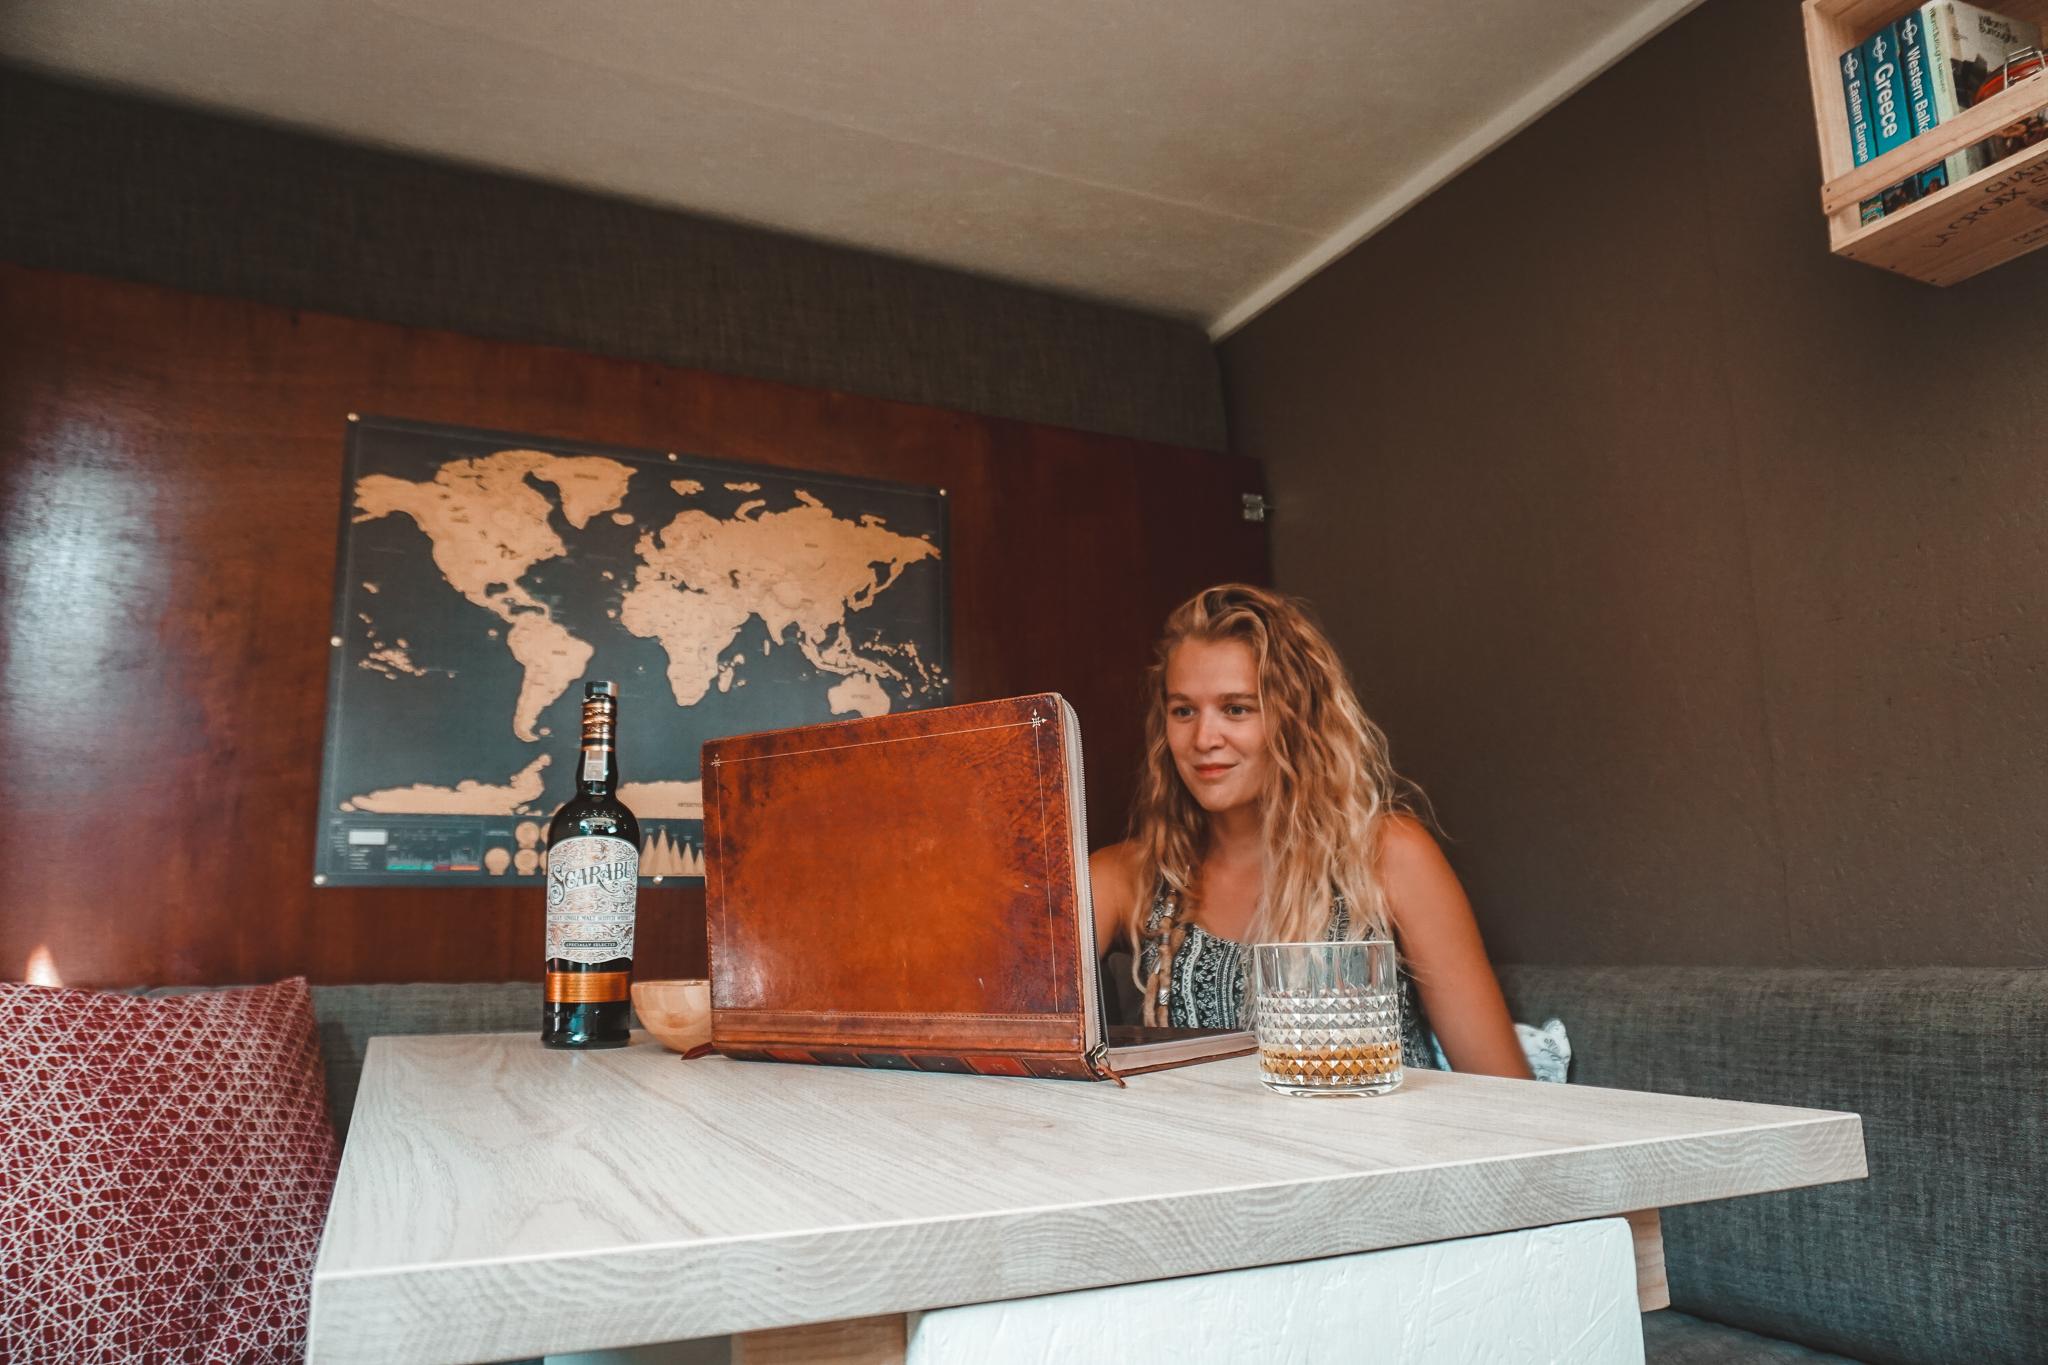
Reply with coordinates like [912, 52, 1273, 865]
[702, 693, 1252, 1081]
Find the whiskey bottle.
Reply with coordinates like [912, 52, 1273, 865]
[541, 680, 640, 1049]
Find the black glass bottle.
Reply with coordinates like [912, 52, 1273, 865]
[541, 680, 640, 1049]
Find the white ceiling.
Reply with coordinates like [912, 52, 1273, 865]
[1, 0, 1701, 335]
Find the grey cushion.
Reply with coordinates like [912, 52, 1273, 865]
[304, 983, 539, 1144]
[1499, 966, 2047, 1365]
[142, 982, 540, 1144]
[1643, 1310, 1863, 1363]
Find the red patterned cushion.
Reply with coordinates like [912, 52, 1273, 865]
[0, 977, 340, 1363]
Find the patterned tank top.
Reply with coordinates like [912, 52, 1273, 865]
[1136, 884, 1440, 1070]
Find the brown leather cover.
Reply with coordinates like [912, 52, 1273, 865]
[703, 694, 1110, 1080]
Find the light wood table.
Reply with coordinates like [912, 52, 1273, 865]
[308, 1033, 1865, 1365]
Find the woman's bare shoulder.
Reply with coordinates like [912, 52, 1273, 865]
[1376, 812, 1474, 937]
[1088, 840, 1148, 907]
[1376, 814, 1463, 912]
[1088, 840, 1151, 955]
[1377, 812, 1443, 865]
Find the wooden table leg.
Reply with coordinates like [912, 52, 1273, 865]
[732, 1314, 909, 1365]
[1624, 1208, 1669, 1312]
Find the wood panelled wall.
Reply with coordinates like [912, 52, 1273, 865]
[0, 264, 1267, 989]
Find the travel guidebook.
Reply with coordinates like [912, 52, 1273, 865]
[1840, 2, 2044, 222]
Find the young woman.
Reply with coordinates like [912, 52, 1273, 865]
[1091, 583, 1532, 1078]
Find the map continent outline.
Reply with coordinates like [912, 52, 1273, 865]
[315, 417, 950, 886]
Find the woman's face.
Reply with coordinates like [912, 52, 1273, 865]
[1163, 638, 1269, 817]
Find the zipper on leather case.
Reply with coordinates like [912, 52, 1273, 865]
[1084, 1041, 1126, 1087]
[1048, 694, 1122, 1086]
[1061, 697, 1108, 1060]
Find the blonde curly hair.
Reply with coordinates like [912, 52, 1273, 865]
[1127, 584, 1416, 1023]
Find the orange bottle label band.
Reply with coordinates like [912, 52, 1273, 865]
[546, 971, 630, 1004]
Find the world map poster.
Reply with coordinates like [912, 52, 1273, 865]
[315, 416, 950, 886]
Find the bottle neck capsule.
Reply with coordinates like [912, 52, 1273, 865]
[578, 696, 620, 794]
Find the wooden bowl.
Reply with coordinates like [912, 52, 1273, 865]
[631, 979, 711, 1054]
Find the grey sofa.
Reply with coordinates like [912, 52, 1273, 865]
[1498, 966, 2046, 1365]
[277, 969, 2043, 1364]
[297, 982, 542, 1145]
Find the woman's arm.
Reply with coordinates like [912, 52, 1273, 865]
[1088, 841, 1142, 958]
[1379, 816, 1532, 1079]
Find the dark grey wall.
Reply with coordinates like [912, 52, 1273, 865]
[1222, 0, 2047, 968]
[0, 69, 1224, 452]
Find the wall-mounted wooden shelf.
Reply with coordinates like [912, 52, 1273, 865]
[1805, 0, 2048, 283]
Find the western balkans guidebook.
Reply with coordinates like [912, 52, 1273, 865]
[1839, 2, 2043, 222]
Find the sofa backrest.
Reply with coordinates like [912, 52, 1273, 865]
[1497, 965, 2047, 1365]
[305, 983, 538, 1144]
[141, 982, 539, 1145]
